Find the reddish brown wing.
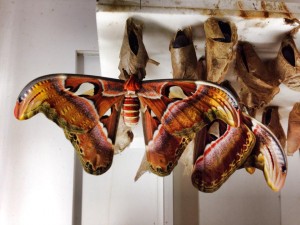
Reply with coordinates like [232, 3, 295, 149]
[137, 79, 240, 176]
[14, 74, 127, 175]
[139, 80, 240, 136]
[192, 122, 255, 192]
[243, 114, 287, 191]
[141, 104, 191, 176]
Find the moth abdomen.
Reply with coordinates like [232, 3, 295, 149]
[122, 95, 140, 127]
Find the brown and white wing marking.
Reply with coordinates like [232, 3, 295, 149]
[136, 79, 240, 177]
[243, 114, 287, 191]
[14, 74, 126, 175]
[160, 81, 240, 137]
[192, 122, 255, 192]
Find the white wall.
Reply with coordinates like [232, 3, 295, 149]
[0, 1, 98, 224]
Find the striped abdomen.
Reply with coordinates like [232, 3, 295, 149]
[122, 95, 140, 127]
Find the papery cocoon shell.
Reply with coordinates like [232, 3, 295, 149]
[287, 102, 300, 155]
[262, 106, 286, 149]
[204, 18, 237, 83]
[236, 41, 280, 109]
[170, 27, 204, 80]
[118, 18, 158, 81]
[272, 34, 300, 91]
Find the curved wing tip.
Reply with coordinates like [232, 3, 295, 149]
[14, 104, 20, 119]
[14, 103, 25, 120]
[265, 171, 287, 192]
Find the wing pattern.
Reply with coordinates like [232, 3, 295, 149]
[14, 74, 287, 192]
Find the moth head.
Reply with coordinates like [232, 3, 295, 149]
[124, 74, 142, 92]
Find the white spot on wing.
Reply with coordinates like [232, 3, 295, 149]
[169, 86, 188, 99]
[99, 121, 112, 144]
[74, 82, 95, 96]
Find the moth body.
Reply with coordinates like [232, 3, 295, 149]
[122, 94, 140, 127]
[122, 75, 142, 127]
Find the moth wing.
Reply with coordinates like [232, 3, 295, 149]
[138, 80, 240, 138]
[243, 114, 287, 191]
[135, 81, 190, 177]
[15, 74, 126, 174]
[192, 121, 255, 192]
[136, 79, 240, 178]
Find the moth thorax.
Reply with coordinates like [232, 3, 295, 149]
[123, 95, 140, 127]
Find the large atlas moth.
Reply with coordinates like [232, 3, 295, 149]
[14, 73, 240, 178]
